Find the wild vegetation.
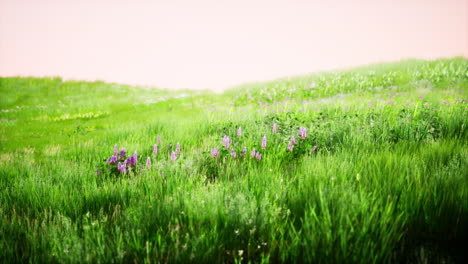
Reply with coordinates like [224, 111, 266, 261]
[1, 58, 467, 263]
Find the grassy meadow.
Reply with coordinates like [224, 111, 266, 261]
[0, 58, 467, 263]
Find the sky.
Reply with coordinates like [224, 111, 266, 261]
[1, 0, 467, 91]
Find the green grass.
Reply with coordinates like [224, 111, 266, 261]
[1, 58, 467, 263]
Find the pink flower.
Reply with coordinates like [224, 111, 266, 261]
[211, 147, 220, 158]
[113, 144, 118, 156]
[118, 161, 127, 174]
[261, 136, 267, 150]
[272, 123, 277, 134]
[223, 135, 230, 150]
[157, 135, 161, 145]
[255, 152, 262, 161]
[108, 155, 118, 165]
[127, 151, 138, 167]
[237, 127, 242, 138]
[251, 148, 256, 158]
[176, 143, 181, 155]
[231, 149, 237, 158]
[146, 157, 151, 167]
[171, 151, 176, 162]
[119, 148, 126, 159]
[310, 145, 317, 152]
[299, 127, 307, 140]
[287, 143, 293, 152]
[291, 136, 296, 145]
[153, 144, 158, 155]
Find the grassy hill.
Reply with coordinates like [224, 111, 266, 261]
[1, 58, 467, 263]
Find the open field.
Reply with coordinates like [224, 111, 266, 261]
[1, 58, 467, 263]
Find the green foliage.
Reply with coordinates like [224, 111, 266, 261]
[1, 58, 467, 263]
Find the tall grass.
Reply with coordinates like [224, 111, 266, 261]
[1, 58, 467, 263]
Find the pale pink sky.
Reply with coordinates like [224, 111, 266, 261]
[1, 0, 467, 91]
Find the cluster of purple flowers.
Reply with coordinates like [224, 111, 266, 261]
[117, 160, 127, 174]
[102, 136, 183, 175]
[251, 148, 262, 161]
[114, 150, 137, 174]
[209, 123, 318, 162]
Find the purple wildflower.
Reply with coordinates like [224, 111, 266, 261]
[237, 127, 242, 138]
[211, 147, 220, 158]
[119, 148, 126, 159]
[299, 127, 307, 140]
[287, 143, 293, 152]
[291, 136, 296, 145]
[272, 123, 277, 134]
[176, 143, 181, 155]
[117, 162, 127, 174]
[171, 151, 176, 162]
[255, 152, 262, 161]
[113, 144, 118, 156]
[157, 135, 161, 145]
[127, 151, 138, 167]
[240, 146, 247, 157]
[146, 157, 151, 167]
[153, 144, 158, 155]
[262, 135, 267, 150]
[310, 145, 317, 152]
[231, 149, 237, 158]
[223, 135, 230, 150]
[109, 155, 118, 165]
[251, 148, 256, 158]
